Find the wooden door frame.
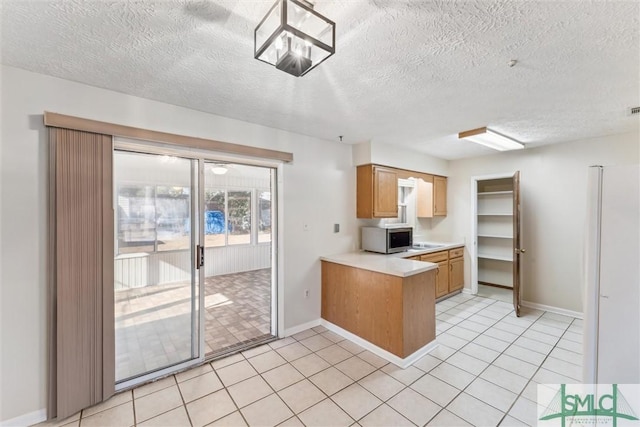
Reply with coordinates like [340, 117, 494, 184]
[469, 172, 518, 295]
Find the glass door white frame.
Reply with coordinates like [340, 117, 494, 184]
[114, 138, 283, 391]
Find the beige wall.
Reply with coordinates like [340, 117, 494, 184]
[0, 65, 358, 423]
[440, 132, 639, 312]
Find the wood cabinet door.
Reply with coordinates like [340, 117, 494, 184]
[449, 257, 464, 292]
[434, 176, 447, 216]
[436, 261, 449, 298]
[373, 166, 398, 217]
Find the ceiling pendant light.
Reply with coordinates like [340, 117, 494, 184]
[211, 165, 228, 175]
[254, 0, 335, 77]
[458, 127, 525, 151]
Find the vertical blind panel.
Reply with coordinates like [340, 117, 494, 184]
[54, 128, 112, 418]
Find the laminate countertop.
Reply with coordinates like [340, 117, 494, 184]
[320, 242, 464, 278]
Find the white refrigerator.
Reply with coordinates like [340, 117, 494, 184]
[583, 164, 640, 384]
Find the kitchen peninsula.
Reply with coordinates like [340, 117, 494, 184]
[320, 243, 464, 367]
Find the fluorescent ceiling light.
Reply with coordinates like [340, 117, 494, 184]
[458, 127, 524, 151]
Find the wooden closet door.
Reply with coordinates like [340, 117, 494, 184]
[49, 128, 114, 419]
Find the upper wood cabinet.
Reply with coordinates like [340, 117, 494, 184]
[434, 176, 447, 216]
[357, 165, 398, 218]
[417, 175, 447, 218]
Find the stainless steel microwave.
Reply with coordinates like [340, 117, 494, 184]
[361, 226, 413, 254]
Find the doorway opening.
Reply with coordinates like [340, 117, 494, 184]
[470, 172, 522, 316]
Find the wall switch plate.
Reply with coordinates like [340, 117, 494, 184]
[304, 289, 309, 298]
[303, 223, 309, 232]
[334, 223, 340, 233]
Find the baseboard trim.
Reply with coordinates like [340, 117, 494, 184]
[522, 300, 583, 320]
[284, 319, 321, 337]
[320, 319, 438, 369]
[1, 408, 46, 427]
[461, 288, 473, 295]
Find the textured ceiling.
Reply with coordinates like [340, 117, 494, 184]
[2, 0, 639, 159]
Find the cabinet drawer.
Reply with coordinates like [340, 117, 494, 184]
[420, 251, 448, 263]
[449, 247, 464, 259]
[406, 255, 422, 261]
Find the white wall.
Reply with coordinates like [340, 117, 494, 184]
[443, 132, 639, 313]
[0, 65, 357, 422]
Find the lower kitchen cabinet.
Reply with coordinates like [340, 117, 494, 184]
[417, 247, 464, 298]
[449, 256, 464, 292]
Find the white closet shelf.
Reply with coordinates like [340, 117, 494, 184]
[478, 234, 513, 239]
[478, 254, 513, 262]
[478, 191, 514, 196]
[477, 213, 513, 216]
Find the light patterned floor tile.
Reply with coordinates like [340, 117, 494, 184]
[175, 364, 213, 383]
[240, 394, 293, 427]
[297, 398, 354, 427]
[430, 362, 476, 390]
[446, 351, 489, 375]
[540, 357, 582, 381]
[532, 368, 578, 385]
[82, 391, 132, 418]
[133, 376, 176, 399]
[138, 407, 190, 427]
[292, 329, 317, 341]
[429, 344, 457, 361]
[81, 401, 134, 427]
[269, 337, 296, 350]
[358, 371, 405, 401]
[356, 351, 388, 369]
[186, 389, 237, 427]
[211, 353, 244, 370]
[387, 388, 441, 426]
[335, 356, 376, 381]
[459, 342, 500, 363]
[548, 347, 581, 365]
[484, 327, 520, 343]
[500, 414, 529, 426]
[242, 344, 272, 359]
[216, 360, 258, 387]
[508, 396, 538, 425]
[332, 383, 383, 421]
[473, 334, 511, 352]
[309, 367, 354, 395]
[277, 379, 326, 414]
[413, 354, 441, 373]
[503, 344, 546, 366]
[338, 340, 365, 355]
[493, 354, 539, 379]
[291, 353, 330, 377]
[247, 350, 288, 373]
[210, 411, 247, 427]
[358, 404, 413, 427]
[320, 330, 345, 343]
[410, 373, 461, 407]
[227, 375, 273, 408]
[465, 377, 518, 412]
[262, 363, 305, 391]
[277, 416, 304, 427]
[380, 364, 425, 386]
[276, 342, 312, 362]
[522, 329, 561, 346]
[447, 392, 505, 427]
[178, 371, 224, 402]
[134, 385, 183, 423]
[428, 409, 473, 426]
[299, 334, 334, 352]
[480, 365, 529, 394]
[316, 344, 353, 365]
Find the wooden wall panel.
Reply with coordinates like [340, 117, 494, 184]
[403, 270, 435, 355]
[52, 128, 113, 418]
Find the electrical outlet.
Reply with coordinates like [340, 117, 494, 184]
[334, 223, 340, 233]
[304, 289, 310, 298]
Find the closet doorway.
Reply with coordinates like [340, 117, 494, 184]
[113, 144, 278, 388]
[471, 172, 524, 316]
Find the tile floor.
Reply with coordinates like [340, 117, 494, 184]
[116, 269, 272, 381]
[49, 292, 583, 427]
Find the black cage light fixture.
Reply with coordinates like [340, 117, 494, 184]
[254, 0, 336, 77]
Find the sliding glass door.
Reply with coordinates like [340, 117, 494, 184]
[113, 151, 200, 383]
[202, 162, 276, 356]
